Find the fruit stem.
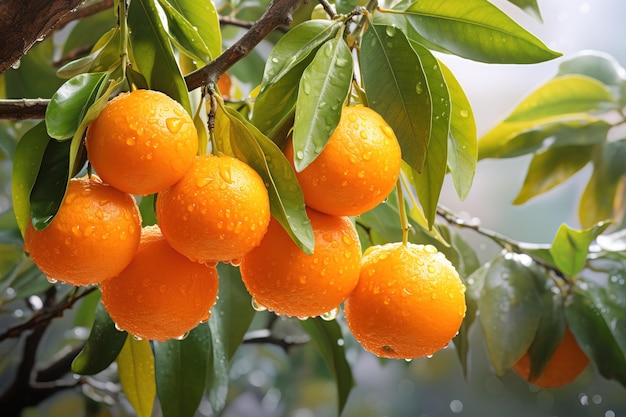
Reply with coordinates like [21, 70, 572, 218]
[396, 180, 410, 246]
[207, 90, 218, 154]
[118, 0, 129, 77]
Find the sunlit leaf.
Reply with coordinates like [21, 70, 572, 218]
[361, 23, 430, 174]
[565, 286, 626, 387]
[155, 325, 210, 417]
[300, 318, 354, 415]
[116, 337, 156, 417]
[478, 253, 544, 375]
[11, 123, 50, 235]
[157, 0, 212, 64]
[514, 145, 594, 204]
[260, 20, 340, 90]
[293, 37, 352, 171]
[45, 72, 107, 140]
[128, 0, 191, 112]
[72, 302, 128, 375]
[403, 0, 560, 64]
[439, 61, 476, 200]
[550, 222, 610, 276]
[219, 101, 315, 254]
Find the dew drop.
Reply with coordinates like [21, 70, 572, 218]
[133, 335, 143, 341]
[251, 298, 267, 312]
[320, 307, 339, 321]
[302, 81, 311, 95]
[165, 117, 184, 134]
[126, 137, 136, 146]
[176, 331, 190, 341]
[460, 109, 469, 118]
[114, 323, 125, 332]
[47, 277, 58, 284]
[219, 165, 233, 183]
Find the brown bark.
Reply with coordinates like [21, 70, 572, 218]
[0, 0, 87, 74]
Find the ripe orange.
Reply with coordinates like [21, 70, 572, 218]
[240, 208, 361, 318]
[344, 242, 466, 359]
[100, 225, 219, 341]
[156, 153, 270, 264]
[512, 327, 589, 388]
[85, 89, 198, 195]
[284, 105, 402, 216]
[23, 176, 141, 286]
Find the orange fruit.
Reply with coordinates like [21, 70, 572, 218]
[100, 225, 219, 341]
[85, 89, 198, 195]
[217, 73, 232, 99]
[156, 153, 270, 263]
[284, 105, 402, 216]
[240, 208, 361, 318]
[23, 176, 141, 286]
[344, 242, 466, 359]
[512, 327, 589, 388]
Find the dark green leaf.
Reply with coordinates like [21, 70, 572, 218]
[29, 139, 71, 231]
[557, 50, 626, 88]
[361, 23, 430, 173]
[478, 254, 544, 375]
[11, 123, 50, 235]
[565, 286, 626, 387]
[261, 20, 340, 90]
[206, 264, 256, 413]
[440, 61, 476, 200]
[549, 222, 610, 276]
[155, 324, 210, 417]
[293, 37, 352, 171]
[220, 102, 315, 254]
[513, 145, 594, 205]
[300, 318, 354, 415]
[45, 72, 107, 140]
[404, 0, 560, 64]
[409, 42, 450, 225]
[5, 39, 63, 98]
[72, 302, 128, 375]
[128, 0, 191, 112]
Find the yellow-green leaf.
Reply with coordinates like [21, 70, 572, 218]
[117, 337, 156, 417]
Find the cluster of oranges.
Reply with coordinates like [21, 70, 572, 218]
[25, 89, 467, 360]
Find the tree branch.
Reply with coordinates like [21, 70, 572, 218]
[0, 0, 87, 74]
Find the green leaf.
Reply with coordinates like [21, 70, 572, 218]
[403, 0, 560, 64]
[507, 0, 542, 21]
[72, 302, 128, 375]
[565, 286, 626, 387]
[336, 0, 359, 14]
[11, 123, 50, 235]
[29, 139, 71, 231]
[478, 254, 544, 375]
[293, 37, 352, 171]
[5, 39, 64, 99]
[206, 264, 256, 413]
[408, 42, 450, 226]
[155, 325, 210, 417]
[579, 140, 626, 227]
[57, 28, 120, 79]
[361, 23, 430, 174]
[300, 318, 354, 415]
[504, 75, 616, 122]
[219, 102, 315, 254]
[116, 337, 156, 417]
[513, 145, 594, 205]
[557, 50, 626, 88]
[128, 0, 191, 112]
[260, 20, 340, 91]
[525, 278, 565, 380]
[440, 61, 476, 200]
[549, 222, 610, 276]
[45, 72, 107, 140]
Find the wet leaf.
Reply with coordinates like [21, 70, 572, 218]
[128, 0, 191, 112]
[300, 318, 354, 415]
[361, 23, 430, 174]
[565, 286, 626, 387]
[155, 325, 210, 417]
[404, 0, 560, 64]
[46, 72, 107, 140]
[11, 122, 50, 235]
[219, 101, 315, 254]
[116, 337, 156, 417]
[72, 302, 128, 375]
[478, 254, 544, 375]
[293, 37, 352, 171]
